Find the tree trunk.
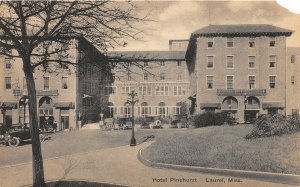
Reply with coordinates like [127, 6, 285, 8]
[23, 57, 45, 187]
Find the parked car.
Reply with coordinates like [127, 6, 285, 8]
[118, 117, 132, 130]
[7, 124, 45, 147]
[141, 115, 162, 129]
[171, 114, 189, 128]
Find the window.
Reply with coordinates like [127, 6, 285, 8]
[5, 77, 11, 89]
[227, 37, 234, 48]
[269, 76, 276, 88]
[248, 56, 255, 68]
[144, 73, 148, 81]
[270, 37, 276, 47]
[160, 73, 165, 81]
[173, 85, 187, 96]
[226, 76, 234, 89]
[158, 102, 166, 117]
[291, 55, 295, 64]
[43, 77, 49, 90]
[177, 61, 182, 67]
[207, 76, 214, 89]
[226, 56, 234, 68]
[207, 56, 214, 68]
[160, 61, 165, 66]
[121, 86, 132, 96]
[249, 76, 256, 89]
[291, 76, 295, 85]
[269, 55, 276, 68]
[141, 102, 151, 117]
[155, 85, 169, 96]
[61, 77, 68, 89]
[104, 86, 116, 95]
[249, 37, 255, 48]
[139, 86, 151, 96]
[5, 60, 11, 69]
[123, 102, 131, 118]
[207, 38, 214, 48]
[177, 74, 182, 81]
[144, 62, 148, 67]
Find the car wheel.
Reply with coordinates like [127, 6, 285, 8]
[9, 137, 20, 147]
[39, 134, 45, 142]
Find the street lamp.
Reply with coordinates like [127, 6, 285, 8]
[127, 90, 138, 146]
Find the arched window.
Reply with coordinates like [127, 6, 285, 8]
[124, 102, 131, 118]
[141, 102, 149, 117]
[108, 102, 116, 118]
[222, 96, 238, 110]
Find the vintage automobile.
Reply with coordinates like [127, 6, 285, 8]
[141, 115, 162, 129]
[171, 114, 189, 128]
[2, 124, 45, 147]
[118, 117, 133, 130]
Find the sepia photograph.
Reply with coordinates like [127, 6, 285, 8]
[0, 0, 300, 186]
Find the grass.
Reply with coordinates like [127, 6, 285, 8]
[142, 124, 300, 175]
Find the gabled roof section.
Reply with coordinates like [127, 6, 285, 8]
[192, 24, 293, 37]
[108, 51, 186, 62]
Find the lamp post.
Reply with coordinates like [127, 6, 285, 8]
[127, 90, 138, 146]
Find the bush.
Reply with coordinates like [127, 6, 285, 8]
[245, 114, 300, 139]
[193, 111, 237, 128]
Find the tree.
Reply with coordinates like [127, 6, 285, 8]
[0, 2, 147, 186]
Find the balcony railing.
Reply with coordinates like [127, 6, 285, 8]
[217, 89, 266, 96]
[13, 89, 59, 96]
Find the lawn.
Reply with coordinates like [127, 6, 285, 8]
[142, 124, 300, 174]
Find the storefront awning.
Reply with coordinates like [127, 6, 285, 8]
[54, 102, 74, 109]
[262, 102, 284, 109]
[0, 102, 18, 109]
[200, 103, 221, 109]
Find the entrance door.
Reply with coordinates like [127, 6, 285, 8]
[61, 116, 69, 130]
[244, 110, 258, 123]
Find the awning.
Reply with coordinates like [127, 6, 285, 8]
[0, 102, 18, 109]
[54, 102, 74, 109]
[200, 103, 221, 109]
[262, 102, 284, 109]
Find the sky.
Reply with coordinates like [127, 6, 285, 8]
[114, 0, 300, 51]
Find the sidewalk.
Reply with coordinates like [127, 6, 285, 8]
[0, 141, 297, 187]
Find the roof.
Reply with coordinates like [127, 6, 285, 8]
[108, 51, 186, 62]
[192, 24, 293, 37]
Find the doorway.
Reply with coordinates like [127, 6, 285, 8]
[61, 116, 69, 130]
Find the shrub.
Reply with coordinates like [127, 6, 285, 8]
[193, 111, 237, 128]
[245, 114, 300, 139]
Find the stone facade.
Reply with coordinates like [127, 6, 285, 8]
[0, 37, 111, 130]
[186, 24, 293, 123]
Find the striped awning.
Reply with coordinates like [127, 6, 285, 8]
[54, 102, 74, 109]
[200, 103, 221, 109]
[0, 102, 18, 109]
[262, 102, 284, 109]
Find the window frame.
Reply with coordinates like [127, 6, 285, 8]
[249, 37, 255, 48]
[226, 37, 234, 48]
[206, 75, 214, 89]
[4, 77, 11, 90]
[207, 37, 214, 48]
[248, 56, 256, 69]
[248, 75, 256, 89]
[269, 37, 276, 47]
[61, 76, 68, 90]
[269, 55, 277, 68]
[207, 56, 214, 69]
[43, 76, 50, 90]
[104, 86, 117, 96]
[269, 75, 276, 89]
[226, 75, 234, 90]
[226, 55, 234, 69]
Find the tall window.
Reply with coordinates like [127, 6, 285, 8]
[248, 56, 255, 68]
[291, 76, 295, 85]
[177, 61, 182, 67]
[207, 38, 214, 48]
[5, 77, 11, 89]
[227, 37, 234, 48]
[226, 56, 234, 68]
[249, 37, 255, 48]
[144, 73, 148, 81]
[155, 85, 168, 96]
[158, 102, 166, 117]
[207, 56, 214, 68]
[62, 77, 68, 89]
[141, 102, 150, 117]
[104, 86, 116, 95]
[121, 86, 132, 96]
[226, 76, 234, 89]
[249, 76, 256, 89]
[5, 60, 11, 69]
[207, 76, 214, 89]
[270, 37, 276, 47]
[160, 73, 165, 81]
[177, 74, 182, 81]
[173, 85, 186, 96]
[43, 77, 49, 90]
[123, 102, 131, 118]
[269, 76, 276, 88]
[269, 55, 276, 68]
[291, 55, 295, 64]
[139, 86, 151, 96]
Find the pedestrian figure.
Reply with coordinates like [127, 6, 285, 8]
[53, 121, 57, 132]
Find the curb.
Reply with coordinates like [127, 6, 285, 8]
[137, 147, 300, 186]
